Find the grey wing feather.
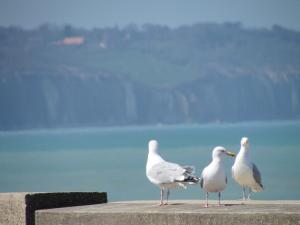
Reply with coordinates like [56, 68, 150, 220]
[183, 166, 195, 174]
[252, 163, 263, 188]
[148, 162, 185, 183]
[199, 170, 204, 188]
[200, 177, 204, 188]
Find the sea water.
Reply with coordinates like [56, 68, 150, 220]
[0, 121, 299, 201]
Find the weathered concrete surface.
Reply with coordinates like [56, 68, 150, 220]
[0, 192, 107, 225]
[0, 193, 27, 225]
[36, 200, 300, 225]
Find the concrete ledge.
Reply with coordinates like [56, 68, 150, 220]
[36, 200, 300, 225]
[0, 193, 28, 225]
[0, 192, 107, 225]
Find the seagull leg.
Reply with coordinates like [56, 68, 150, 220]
[164, 189, 170, 205]
[204, 192, 209, 208]
[242, 186, 246, 200]
[247, 188, 252, 200]
[159, 189, 164, 206]
[217, 192, 222, 207]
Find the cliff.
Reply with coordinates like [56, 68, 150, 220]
[0, 23, 300, 130]
[1, 70, 299, 130]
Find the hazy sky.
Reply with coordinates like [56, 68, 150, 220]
[1, 0, 300, 30]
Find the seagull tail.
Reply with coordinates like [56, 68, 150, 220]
[183, 175, 200, 184]
[182, 165, 199, 184]
[174, 175, 199, 185]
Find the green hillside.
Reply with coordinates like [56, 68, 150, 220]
[2, 23, 299, 87]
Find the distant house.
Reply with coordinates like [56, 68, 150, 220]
[54, 36, 85, 45]
[63, 37, 84, 45]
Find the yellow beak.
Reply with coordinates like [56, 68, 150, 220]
[226, 151, 236, 157]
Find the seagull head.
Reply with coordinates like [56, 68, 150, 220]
[148, 140, 159, 154]
[212, 146, 236, 160]
[241, 137, 249, 148]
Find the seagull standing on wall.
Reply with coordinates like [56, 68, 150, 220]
[146, 140, 199, 206]
[200, 146, 236, 208]
[232, 137, 264, 200]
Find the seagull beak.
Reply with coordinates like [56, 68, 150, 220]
[226, 151, 236, 157]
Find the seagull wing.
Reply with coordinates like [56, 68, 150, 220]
[199, 167, 207, 189]
[147, 161, 186, 184]
[183, 165, 195, 174]
[252, 163, 263, 188]
[200, 176, 204, 188]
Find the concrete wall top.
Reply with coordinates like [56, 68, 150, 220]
[0, 192, 107, 225]
[36, 200, 300, 225]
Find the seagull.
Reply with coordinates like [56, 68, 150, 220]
[232, 137, 263, 200]
[146, 140, 199, 206]
[200, 146, 236, 208]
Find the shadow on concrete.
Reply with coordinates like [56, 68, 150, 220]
[25, 192, 107, 225]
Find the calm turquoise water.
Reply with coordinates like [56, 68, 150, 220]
[0, 121, 300, 201]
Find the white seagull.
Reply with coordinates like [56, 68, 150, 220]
[200, 146, 236, 208]
[146, 140, 199, 206]
[232, 137, 264, 200]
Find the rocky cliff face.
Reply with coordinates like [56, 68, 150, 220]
[0, 71, 139, 129]
[1, 71, 299, 130]
[176, 74, 300, 123]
